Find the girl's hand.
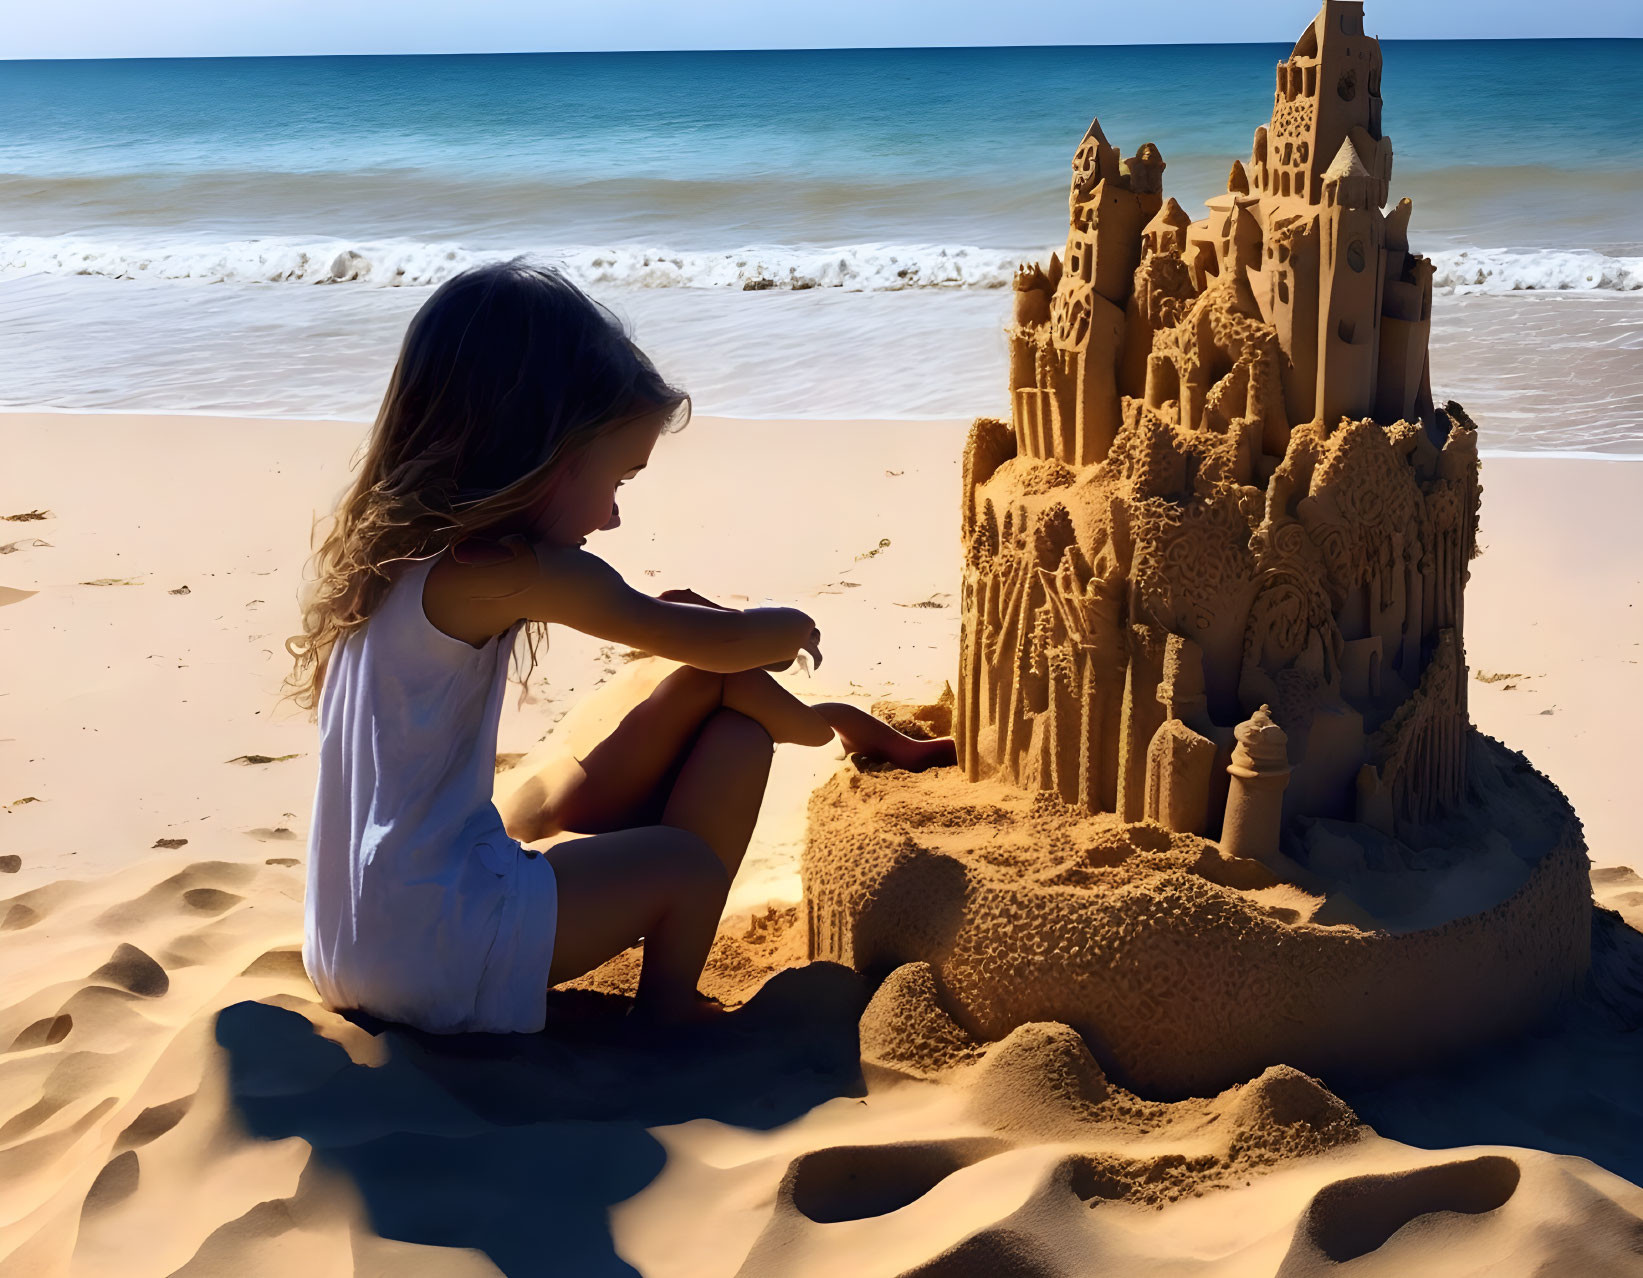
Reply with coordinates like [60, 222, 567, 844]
[757, 608, 823, 672]
[801, 626, 823, 670]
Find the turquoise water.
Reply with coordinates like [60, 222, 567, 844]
[0, 40, 1639, 447]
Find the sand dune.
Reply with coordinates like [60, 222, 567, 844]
[3, 413, 1643, 1275]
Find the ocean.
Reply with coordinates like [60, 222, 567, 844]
[1, 40, 1639, 452]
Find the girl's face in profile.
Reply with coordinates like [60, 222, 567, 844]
[525, 411, 666, 548]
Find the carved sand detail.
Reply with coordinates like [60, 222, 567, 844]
[804, 0, 1593, 1095]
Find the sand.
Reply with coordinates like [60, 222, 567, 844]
[3, 411, 1643, 1275]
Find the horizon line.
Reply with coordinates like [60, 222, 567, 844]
[4, 32, 1637, 64]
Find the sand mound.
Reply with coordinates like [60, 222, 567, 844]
[863, 967, 1364, 1208]
[964, 1023, 1112, 1132]
[804, 729, 1590, 1098]
[858, 963, 980, 1080]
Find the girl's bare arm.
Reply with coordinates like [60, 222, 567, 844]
[460, 537, 816, 674]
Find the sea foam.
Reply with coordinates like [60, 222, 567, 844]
[2, 233, 1638, 295]
[0, 235, 1019, 291]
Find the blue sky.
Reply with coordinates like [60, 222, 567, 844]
[5, 0, 1639, 59]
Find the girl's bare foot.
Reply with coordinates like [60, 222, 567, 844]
[890, 734, 957, 771]
[847, 733, 957, 772]
[627, 990, 730, 1032]
[814, 700, 957, 772]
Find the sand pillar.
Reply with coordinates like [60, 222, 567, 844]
[1144, 719, 1217, 835]
[1221, 705, 1292, 865]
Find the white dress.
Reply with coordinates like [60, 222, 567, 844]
[302, 552, 558, 1033]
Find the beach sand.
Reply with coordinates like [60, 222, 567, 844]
[3, 411, 1642, 1275]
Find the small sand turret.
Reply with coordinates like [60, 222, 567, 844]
[1221, 706, 1292, 865]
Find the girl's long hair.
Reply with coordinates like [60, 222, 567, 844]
[283, 260, 689, 715]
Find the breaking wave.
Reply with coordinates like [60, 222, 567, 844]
[1427, 247, 1643, 294]
[1, 234, 1639, 295]
[0, 235, 1024, 292]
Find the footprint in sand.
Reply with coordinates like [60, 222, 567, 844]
[1278, 1155, 1522, 1271]
[81, 1149, 141, 1215]
[245, 826, 298, 842]
[1, 878, 87, 931]
[181, 888, 242, 914]
[7, 1013, 73, 1052]
[114, 1094, 194, 1152]
[0, 855, 20, 874]
[779, 1137, 1009, 1224]
[239, 949, 308, 980]
[88, 943, 170, 999]
[736, 1137, 1015, 1276]
[2, 902, 41, 931]
[93, 861, 254, 932]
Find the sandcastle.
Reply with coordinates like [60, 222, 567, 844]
[804, 0, 1592, 1097]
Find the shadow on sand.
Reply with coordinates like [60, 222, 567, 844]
[1337, 907, 1643, 1187]
[213, 909, 1643, 1274]
[215, 961, 867, 1277]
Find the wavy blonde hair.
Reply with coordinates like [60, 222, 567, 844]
[282, 260, 689, 716]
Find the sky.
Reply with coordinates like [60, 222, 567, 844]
[4, 0, 1639, 59]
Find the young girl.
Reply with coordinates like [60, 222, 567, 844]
[285, 260, 954, 1035]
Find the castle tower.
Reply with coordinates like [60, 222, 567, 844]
[1265, 0, 1384, 207]
[1042, 120, 1161, 465]
[1316, 137, 1386, 427]
[1245, 0, 1400, 426]
[1375, 198, 1436, 424]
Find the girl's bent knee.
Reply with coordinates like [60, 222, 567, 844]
[707, 706, 774, 749]
[721, 669, 766, 698]
[670, 664, 728, 703]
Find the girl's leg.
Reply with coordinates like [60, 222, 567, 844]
[721, 669, 834, 747]
[543, 706, 775, 1019]
[659, 706, 774, 878]
[511, 665, 831, 841]
[544, 825, 728, 1017]
[504, 664, 729, 841]
[507, 663, 954, 844]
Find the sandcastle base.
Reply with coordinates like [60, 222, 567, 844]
[802, 731, 1591, 1099]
